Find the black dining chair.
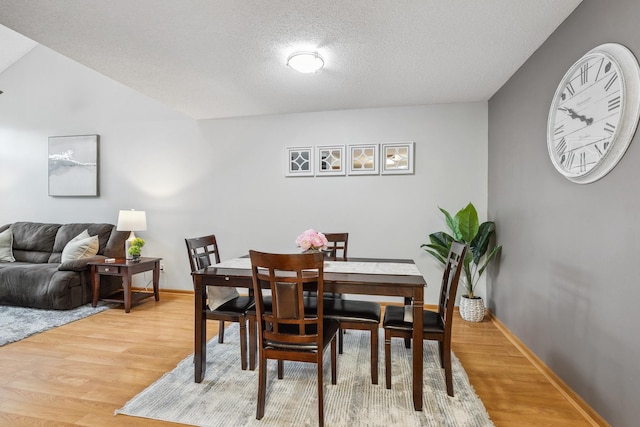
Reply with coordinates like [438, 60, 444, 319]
[185, 234, 254, 370]
[320, 232, 382, 384]
[249, 250, 338, 427]
[383, 240, 467, 396]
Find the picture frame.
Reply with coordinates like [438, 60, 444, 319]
[348, 144, 379, 175]
[285, 146, 314, 177]
[48, 134, 99, 196]
[316, 145, 346, 176]
[381, 141, 415, 175]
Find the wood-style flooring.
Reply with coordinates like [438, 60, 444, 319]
[0, 293, 603, 426]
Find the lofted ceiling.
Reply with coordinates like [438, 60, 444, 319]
[0, 1, 582, 120]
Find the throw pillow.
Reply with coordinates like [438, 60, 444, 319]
[0, 227, 15, 262]
[61, 230, 99, 263]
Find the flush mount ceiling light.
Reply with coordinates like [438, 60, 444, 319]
[286, 51, 324, 73]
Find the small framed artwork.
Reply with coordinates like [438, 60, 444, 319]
[348, 144, 379, 175]
[381, 142, 415, 175]
[285, 146, 314, 177]
[316, 145, 345, 176]
[48, 134, 99, 196]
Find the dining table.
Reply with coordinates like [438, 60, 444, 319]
[191, 255, 428, 411]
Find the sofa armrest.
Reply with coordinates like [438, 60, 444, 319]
[58, 255, 107, 272]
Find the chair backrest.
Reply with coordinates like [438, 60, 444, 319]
[323, 232, 348, 260]
[438, 241, 467, 331]
[249, 250, 325, 348]
[185, 234, 221, 272]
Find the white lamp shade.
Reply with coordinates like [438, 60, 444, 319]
[116, 210, 147, 231]
[287, 51, 324, 73]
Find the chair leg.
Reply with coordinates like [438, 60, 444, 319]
[438, 340, 444, 369]
[384, 330, 392, 389]
[338, 327, 344, 354]
[331, 335, 337, 385]
[218, 320, 225, 343]
[239, 317, 247, 370]
[370, 326, 378, 385]
[404, 337, 411, 349]
[318, 351, 325, 427]
[443, 342, 454, 396]
[256, 354, 267, 420]
[248, 314, 257, 371]
[277, 360, 284, 379]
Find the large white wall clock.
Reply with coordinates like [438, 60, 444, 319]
[547, 43, 640, 184]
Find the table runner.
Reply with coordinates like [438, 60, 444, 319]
[212, 257, 423, 276]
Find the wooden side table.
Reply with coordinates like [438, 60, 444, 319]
[89, 257, 162, 313]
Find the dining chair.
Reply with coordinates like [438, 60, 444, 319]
[185, 234, 254, 370]
[320, 232, 381, 384]
[249, 250, 338, 427]
[382, 240, 467, 396]
[323, 232, 349, 260]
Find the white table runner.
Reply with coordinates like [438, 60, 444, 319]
[212, 257, 422, 276]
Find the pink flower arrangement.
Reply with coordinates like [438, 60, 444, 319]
[295, 228, 329, 251]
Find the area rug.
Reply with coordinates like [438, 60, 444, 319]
[0, 302, 112, 346]
[116, 326, 494, 426]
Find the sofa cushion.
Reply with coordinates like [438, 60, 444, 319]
[11, 222, 61, 263]
[0, 263, 86, 309]
[58, 255, 107, 272]
[0, 227, 15, 262]
[61, 231, 99, 263]
[49, 223, 115, 263]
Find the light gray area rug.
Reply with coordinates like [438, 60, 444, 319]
[0, 302, 112, 346]
[117, 326, 494, 426]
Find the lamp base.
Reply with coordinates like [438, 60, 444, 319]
[125, 231, 136, 260]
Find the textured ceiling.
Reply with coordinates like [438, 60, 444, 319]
[0, 0, 582, 120]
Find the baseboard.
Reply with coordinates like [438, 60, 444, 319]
[486, 311, 609, 427]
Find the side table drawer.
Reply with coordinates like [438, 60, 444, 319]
[97, 265, 120, 275]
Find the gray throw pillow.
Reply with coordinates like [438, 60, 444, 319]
[0, 227, 15, 262]
[61, 230, 99, 263]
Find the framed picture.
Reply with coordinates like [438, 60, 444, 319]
[48, 134, 99, 196]
[285, 146, 314, 177]
[316, 145, 346, 176]
[348, 144, 379, 175]
[381, 141, 415, 175]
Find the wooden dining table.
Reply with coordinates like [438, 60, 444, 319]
[191, 256, 428, 411]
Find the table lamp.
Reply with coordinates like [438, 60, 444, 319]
[116, 209, 147, 259]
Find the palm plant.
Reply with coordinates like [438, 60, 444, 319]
[421, 203, 501, 299]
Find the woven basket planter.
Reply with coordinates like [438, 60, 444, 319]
[459, 295, 485, 322]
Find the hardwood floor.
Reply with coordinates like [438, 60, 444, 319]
[0, 293, 602, 426]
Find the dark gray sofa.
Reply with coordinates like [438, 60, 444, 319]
[0, 221, 128, 310]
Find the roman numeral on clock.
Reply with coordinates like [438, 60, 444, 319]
[555, 124, 564, 136]
[579, 152, 586, 172]
[604, 73, 618, 91]
[563, 151, 575, 168]
[604, 122, 616, 135]
[608, 96, 621, 111]
[556, 138, 567, 156]
[580, 64, 589, 85]
[566, 82, 575, 97]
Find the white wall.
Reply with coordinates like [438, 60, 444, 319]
[0, 44, 488, 304]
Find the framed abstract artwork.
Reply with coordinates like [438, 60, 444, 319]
[48, 134, 99, 196]
[348, 144, 379, 175]
[285, 146, 314, 177]
[381, 142, 415, 175]
[316, 145, 346, 176]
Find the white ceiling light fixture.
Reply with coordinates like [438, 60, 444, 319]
[286, 51, 324, 73]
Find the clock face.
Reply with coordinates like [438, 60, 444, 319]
[547, 43, 640, 184]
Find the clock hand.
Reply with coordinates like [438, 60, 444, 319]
[558, 107, 594, 125]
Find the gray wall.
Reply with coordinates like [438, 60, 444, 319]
[0, 43, 488, 306]
[488, 0, 639, 425]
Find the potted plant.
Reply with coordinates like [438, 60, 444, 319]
[421, 203, 502, 322]
[128, 237, 145, 262]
